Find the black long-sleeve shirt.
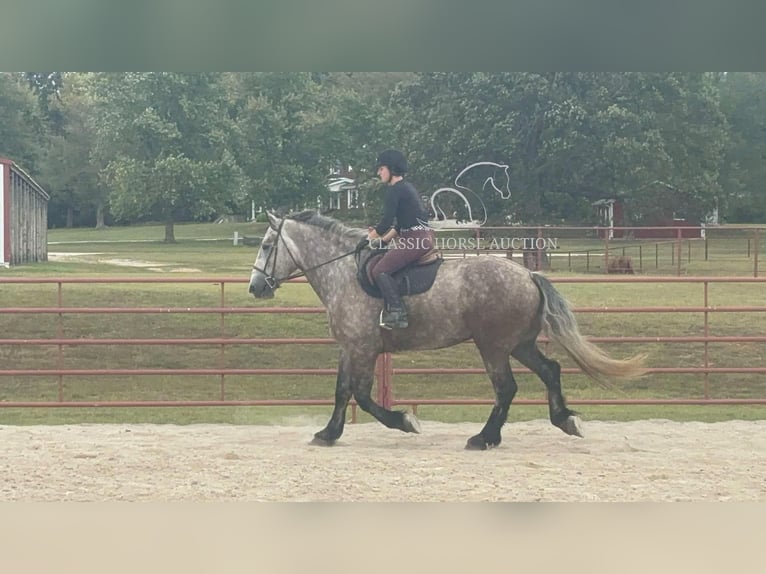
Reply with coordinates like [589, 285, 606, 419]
[375, 180, 430, 235]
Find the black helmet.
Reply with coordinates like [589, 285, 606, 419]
[375, 149, 408, 176]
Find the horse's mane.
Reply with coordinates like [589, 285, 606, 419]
[285, 210, 366, 240]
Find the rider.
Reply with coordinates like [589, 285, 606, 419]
[367, 149, 435, 330]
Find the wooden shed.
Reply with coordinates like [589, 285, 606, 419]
[1, 157, 49, 267]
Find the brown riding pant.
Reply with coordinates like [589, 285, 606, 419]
[369, 229, 435, 282]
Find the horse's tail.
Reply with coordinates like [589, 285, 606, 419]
[530, 272, 647, 382]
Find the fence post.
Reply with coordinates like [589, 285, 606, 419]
[676, 228, 682, 276]
[219, 282, 226, 401]
[703, 280, 710, 400]
[603, 230, 610, 274]
[376, 352, 393, 409]
[385, 352, 393, 409]
[375, 353, 384, 404]
[755, 229, 760, 278]
[57, 281, 64, 403]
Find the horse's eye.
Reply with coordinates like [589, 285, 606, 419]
[262, 244, 272, 251]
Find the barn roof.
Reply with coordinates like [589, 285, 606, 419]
[0, 157, 50, 201]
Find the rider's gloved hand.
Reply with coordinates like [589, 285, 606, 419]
[356, 237, 371, 252]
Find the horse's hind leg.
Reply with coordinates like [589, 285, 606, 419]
[466, 347, 518, 450]
[511, 339, 583, 437]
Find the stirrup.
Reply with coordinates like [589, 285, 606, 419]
[379, 308, 408, 330]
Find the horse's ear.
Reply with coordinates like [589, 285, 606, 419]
[266, 211, 281, 230]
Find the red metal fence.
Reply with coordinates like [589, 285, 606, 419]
[456, 225, 762, 277]
[1, 276, 765, 417]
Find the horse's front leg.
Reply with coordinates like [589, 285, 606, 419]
[311, 350, 353, 446]
[353, 354, 421, 434]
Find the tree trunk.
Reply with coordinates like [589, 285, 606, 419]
[164, 218, 176, 243]
[95, 202, 107, 229]
[66, 207, 74, 228]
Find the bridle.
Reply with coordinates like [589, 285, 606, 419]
[251, 218, 359, 290]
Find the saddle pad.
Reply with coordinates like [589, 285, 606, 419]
[357, 250, 444, 299]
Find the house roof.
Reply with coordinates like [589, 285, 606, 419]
[327, 177, 357, 193]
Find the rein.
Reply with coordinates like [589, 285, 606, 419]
[252, 219, 360, 289]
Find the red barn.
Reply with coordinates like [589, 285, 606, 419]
[593, 197, 704, 239]
[1, 158, 49, 267]
[632, 216, 703, 239]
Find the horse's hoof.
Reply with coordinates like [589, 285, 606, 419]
[465, 434, 488, 450]
[310, 434, 336, 446]
[563, 415, 584, 437]
[402, 412, 421, 434]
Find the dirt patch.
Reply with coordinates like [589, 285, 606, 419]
[0, 419, 763, 501]
[48, 253, 201, 273]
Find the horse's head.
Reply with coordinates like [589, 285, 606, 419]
[248, 211, 300, 299]
[482, 164, 512, 200]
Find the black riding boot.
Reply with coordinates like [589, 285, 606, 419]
[375, 272, 408, 329]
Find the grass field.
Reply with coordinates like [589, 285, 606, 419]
[1, 221, 764, 425]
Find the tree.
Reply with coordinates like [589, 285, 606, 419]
[229, 73, 340, 214]
[310, 73, 410, 221]
[719, 72, 766, 222]
[391, 73, 728, 225]
[0, 73, 46, 173]
[36, 73, 107, 228]
[226, 72, 412, 222]
[88, 73, 243, 242]
[23, 72, 65, 135]
[627, 73, 728, 224]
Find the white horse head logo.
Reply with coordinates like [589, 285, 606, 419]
[426, 162, 512, 227]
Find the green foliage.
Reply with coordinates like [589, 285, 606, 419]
[227, 72, 328, 212]
[23, 71, 65, 134]
[0, 72, 47, 172]
[36, 74, 107, 228]
[88, 73, 244, 239]
[392, 73, 729, 225]
[719, 73, 766, 222]
[227, 72, 402, 215]
[6, 72, 766, 230]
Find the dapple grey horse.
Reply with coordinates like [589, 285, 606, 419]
[249, 210, 646, 449]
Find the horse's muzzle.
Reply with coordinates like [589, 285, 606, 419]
[249, 276, 275, 299]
